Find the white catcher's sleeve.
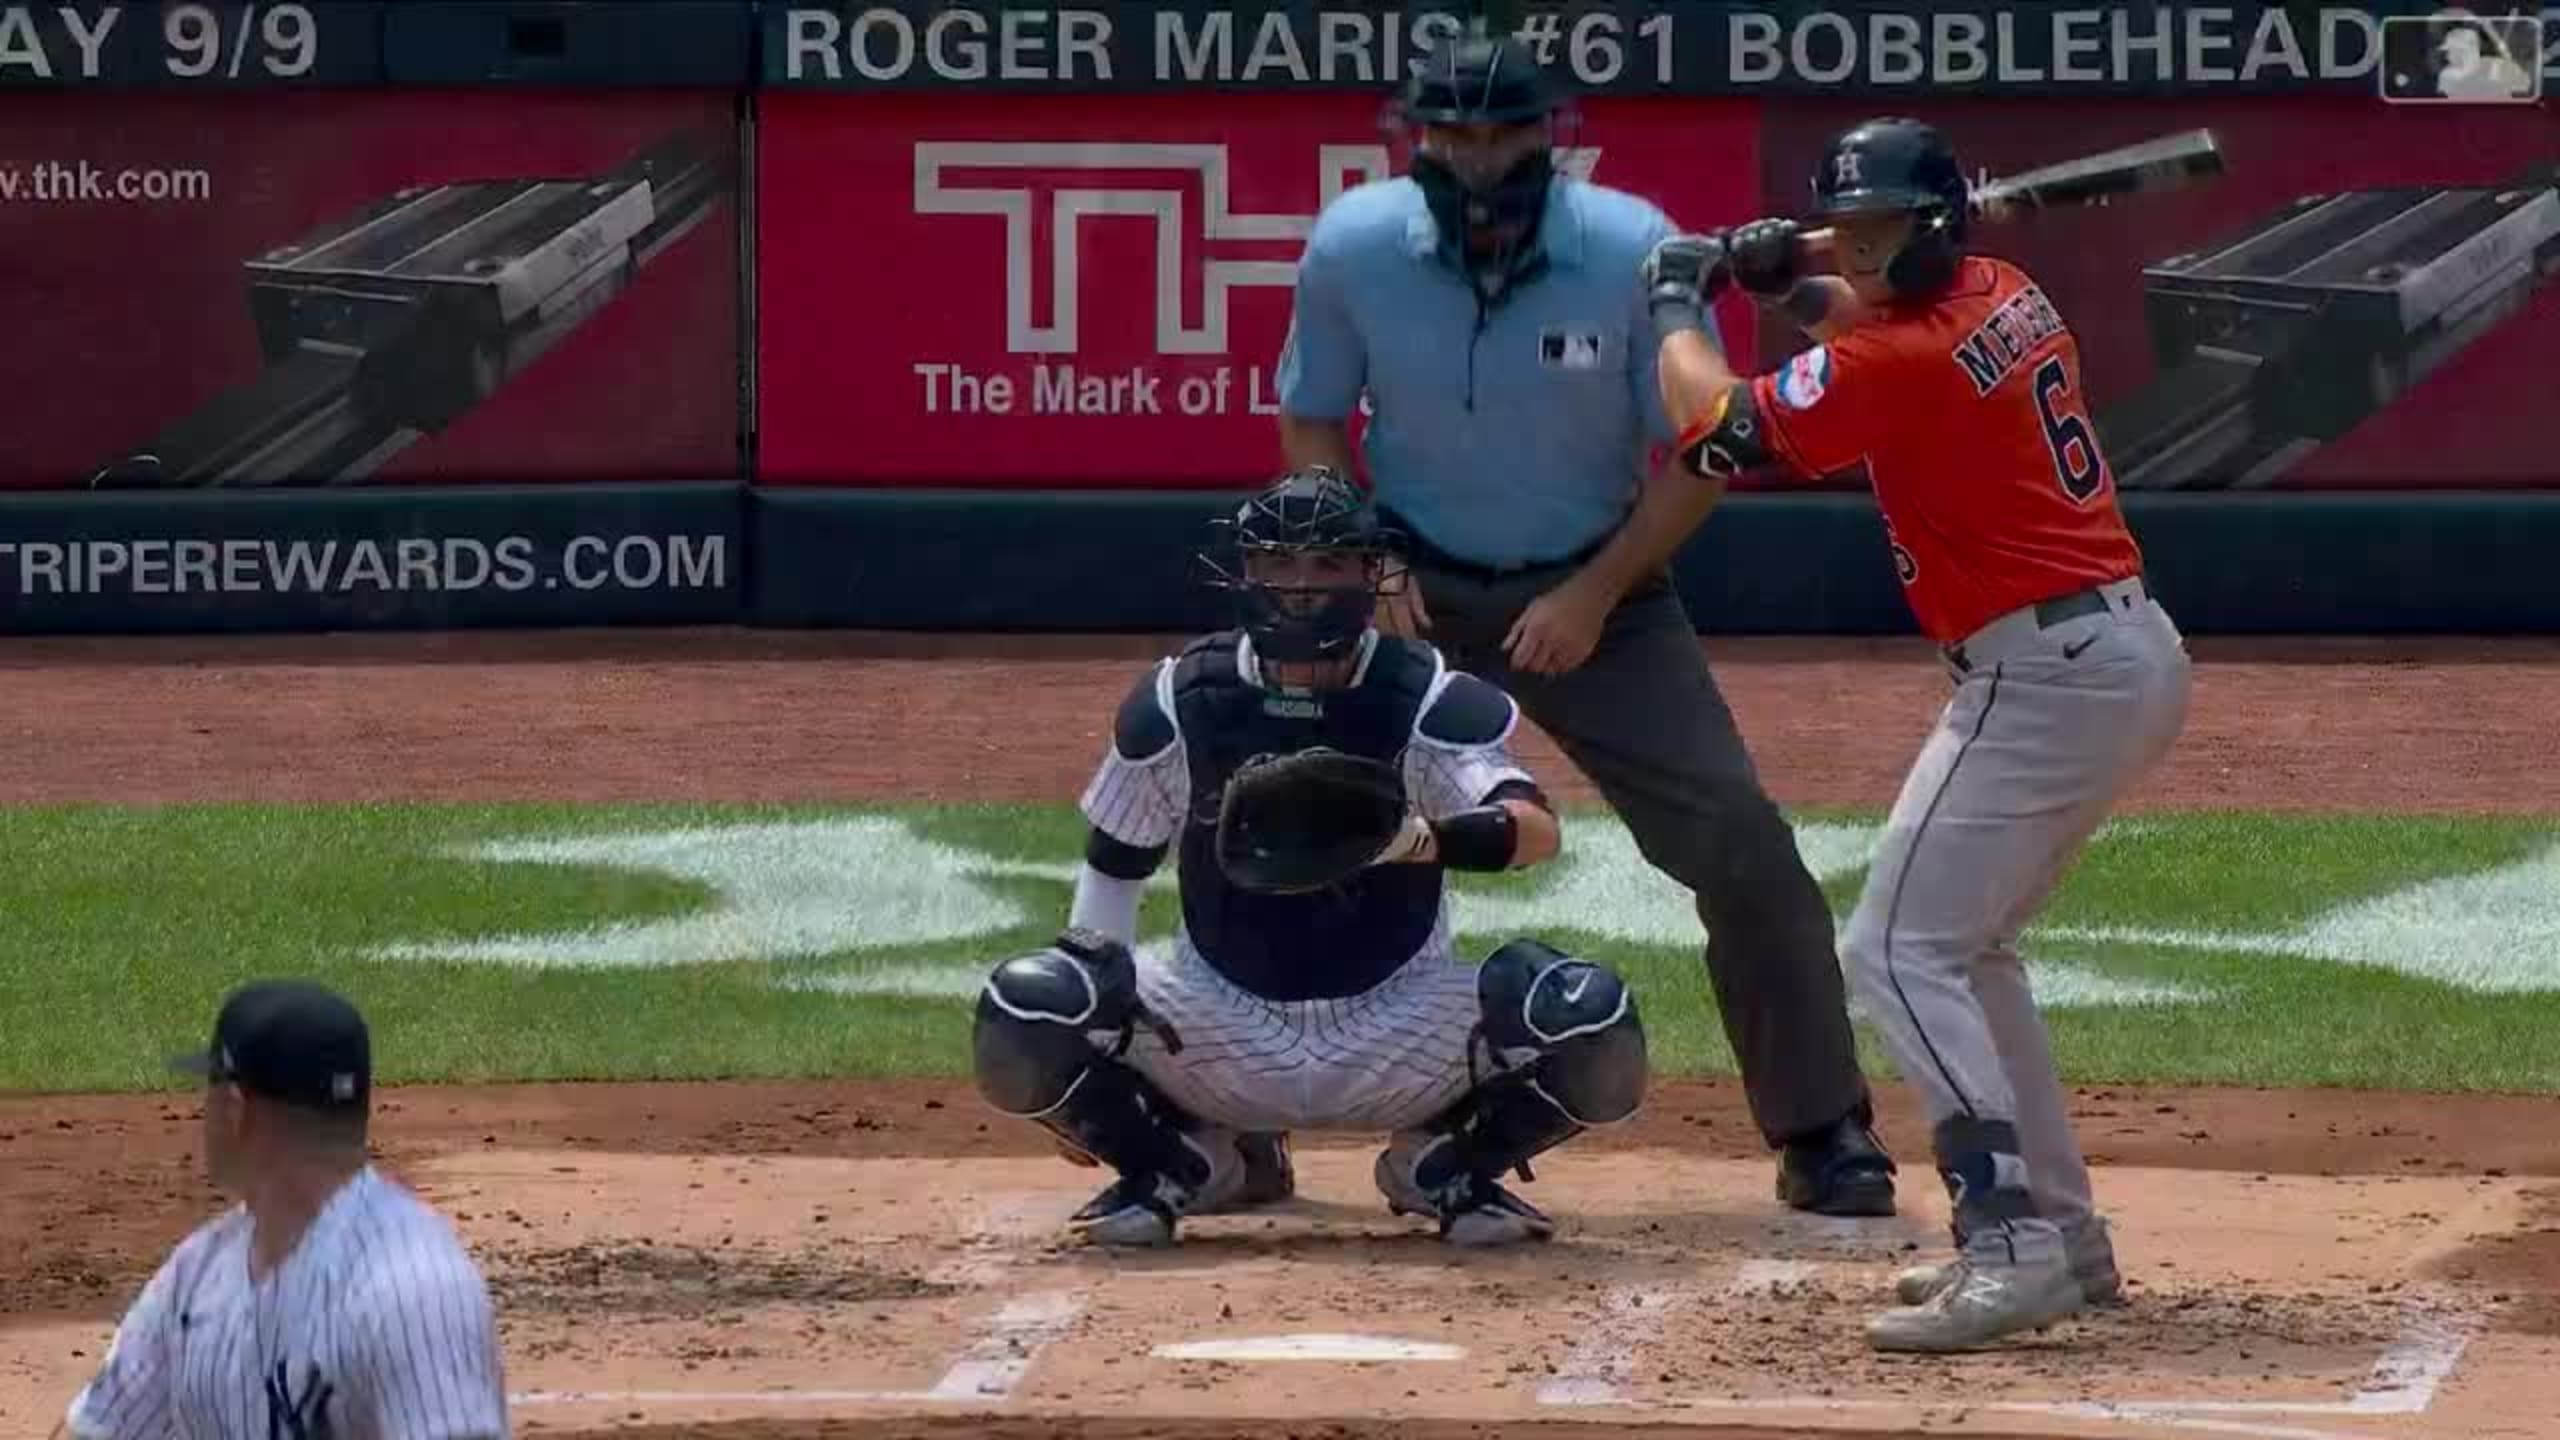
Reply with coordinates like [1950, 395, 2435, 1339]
[1405, 668, 1537, 822]
[1078, 660, 1191, 848]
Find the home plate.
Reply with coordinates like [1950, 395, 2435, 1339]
[1151, 1334, 1467, 1363]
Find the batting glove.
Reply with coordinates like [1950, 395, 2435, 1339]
[1641, 231, 1731, 329]
[1727, 218, 1803, 299]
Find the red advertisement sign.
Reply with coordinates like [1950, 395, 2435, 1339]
[1759, 96, 2560, 491]
[0, 93, 742, 491]
[755, 92, 1763, 487]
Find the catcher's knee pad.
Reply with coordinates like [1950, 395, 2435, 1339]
[971, 928, 1149, 1117]
[972, 930, 1205, 1184]
[1478, 938, 1648, 1127]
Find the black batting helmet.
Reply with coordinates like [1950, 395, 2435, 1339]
[1197, 468, 1403, 667]
[1812, 118, 1972, 296]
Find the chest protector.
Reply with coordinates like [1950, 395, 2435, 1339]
[1170, 632, 1446, 1002]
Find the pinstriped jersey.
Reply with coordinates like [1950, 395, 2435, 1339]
[1078, 629, 1534, 1002]
[66, 1165, 507, 1440]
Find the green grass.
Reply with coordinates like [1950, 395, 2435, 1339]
[1, 803, 2555, 1095]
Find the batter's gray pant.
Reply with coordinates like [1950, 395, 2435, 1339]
[1411, 561, 1872, 1146]
[1842, 577, 2189, 1237]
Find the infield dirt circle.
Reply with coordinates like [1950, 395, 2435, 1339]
[4, 630, 2558, 1440]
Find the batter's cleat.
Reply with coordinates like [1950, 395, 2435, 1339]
[1374, 1132, 1557, 1247]
[1777, 1113, 1899, 1217]
[1895, 1216, 2124, 1308]
[1866, 1248, 2084, 1353]
[1067, 1130, 1237, 1248]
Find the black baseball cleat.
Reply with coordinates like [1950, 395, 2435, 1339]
[1777, 1113, 1900, 1217]
[1069, 1174, 1187, 1247]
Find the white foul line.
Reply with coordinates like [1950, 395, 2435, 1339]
[2021, 1287, 2487, 1418]
[1549, 1284, 2485, 1437]
[927, 1289, 1085, 1401]
[1671, 1396, 2383, 1440]
[2345, 1292, 2481, 1413]
[1724, 1259, 1817, 1296]
[512, 1388, 930, 1407]
[1535, 1283, 1689, 1407]
[1538, 1261, 1811, 1407]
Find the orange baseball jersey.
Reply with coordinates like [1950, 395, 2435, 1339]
[1748, 256, 2146, 646]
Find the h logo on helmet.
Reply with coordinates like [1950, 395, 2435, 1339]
[1834, 151, 1863, 187]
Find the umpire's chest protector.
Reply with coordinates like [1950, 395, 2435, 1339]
[1170, 633, 1446, 1002]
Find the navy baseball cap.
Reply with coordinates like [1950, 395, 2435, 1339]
[170, 979, 371, 1111]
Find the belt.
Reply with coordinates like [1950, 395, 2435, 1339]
[1944, 575, 2147, 675]
[1380, 508, 1606, 583]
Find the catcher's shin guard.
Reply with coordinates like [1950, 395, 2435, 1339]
[1455, 939, 1650, 1177]
[971, 929, 1205, 1185]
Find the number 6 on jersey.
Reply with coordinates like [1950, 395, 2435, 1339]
[2032, 355, 2107, 504]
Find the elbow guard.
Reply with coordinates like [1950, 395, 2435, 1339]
[1673, 384, 1770, 480]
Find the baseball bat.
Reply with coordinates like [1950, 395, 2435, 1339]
[1801, 128, 2227, 256]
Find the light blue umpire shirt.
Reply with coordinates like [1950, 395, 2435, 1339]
[1275, 172, 1714, 570]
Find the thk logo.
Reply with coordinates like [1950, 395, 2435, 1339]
[914, 142, 1603, 356]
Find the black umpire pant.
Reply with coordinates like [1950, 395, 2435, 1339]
[1408, 548, 1873, 1148]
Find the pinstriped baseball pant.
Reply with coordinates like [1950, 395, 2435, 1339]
[1118, 922, 1487, 1135]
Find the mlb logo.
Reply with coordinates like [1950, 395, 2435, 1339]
[2379, 11, 2542, 104]
[1540, 330, 1607, 370]
[1776, 346, 1833, 409]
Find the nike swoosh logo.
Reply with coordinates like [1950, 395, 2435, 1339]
[1562, 972, 1591, 1005]
[2063, 636, 2099, 660]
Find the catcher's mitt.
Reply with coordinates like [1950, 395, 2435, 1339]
[1214, 747, 1412, 894]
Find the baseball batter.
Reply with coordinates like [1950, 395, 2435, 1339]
[1644, 118, 2192, 1351]
[55, 980, 508, 1440]
[970, 467, 1649, 1249]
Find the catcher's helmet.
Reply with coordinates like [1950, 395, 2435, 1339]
[1199, 467, 1403, 668]
[1396, 33, 1565, 280]
[1812, 118, 1971, 297]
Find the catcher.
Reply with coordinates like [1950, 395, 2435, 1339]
[970, 466, 1647, 1249]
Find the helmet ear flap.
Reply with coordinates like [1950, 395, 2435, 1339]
[1882, 206, 1963, 296]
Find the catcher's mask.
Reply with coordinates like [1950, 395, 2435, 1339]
[1389, 31, 1576, 294]
[1198, 467, 1405, 670]
[1812, 117, 1971, 300]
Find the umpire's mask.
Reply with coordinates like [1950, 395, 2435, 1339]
[1396, 34, 1567, 291]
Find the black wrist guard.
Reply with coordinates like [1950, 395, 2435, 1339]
[1428, 805, 1518, 872]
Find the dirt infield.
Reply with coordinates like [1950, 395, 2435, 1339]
[3, 628, 2559, 1440]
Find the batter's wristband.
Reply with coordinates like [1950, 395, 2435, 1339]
[1429, 805, 1518, 872]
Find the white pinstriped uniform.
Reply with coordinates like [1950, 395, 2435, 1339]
[66, 1166, 507, 1440]
[1079, 637, 1534, 1134]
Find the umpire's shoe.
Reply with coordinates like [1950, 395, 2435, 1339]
[1070, 1129, 1240, 1248]
[1374, 1132, 1557, 1247]
[1777, 1111, 1899, 1217]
